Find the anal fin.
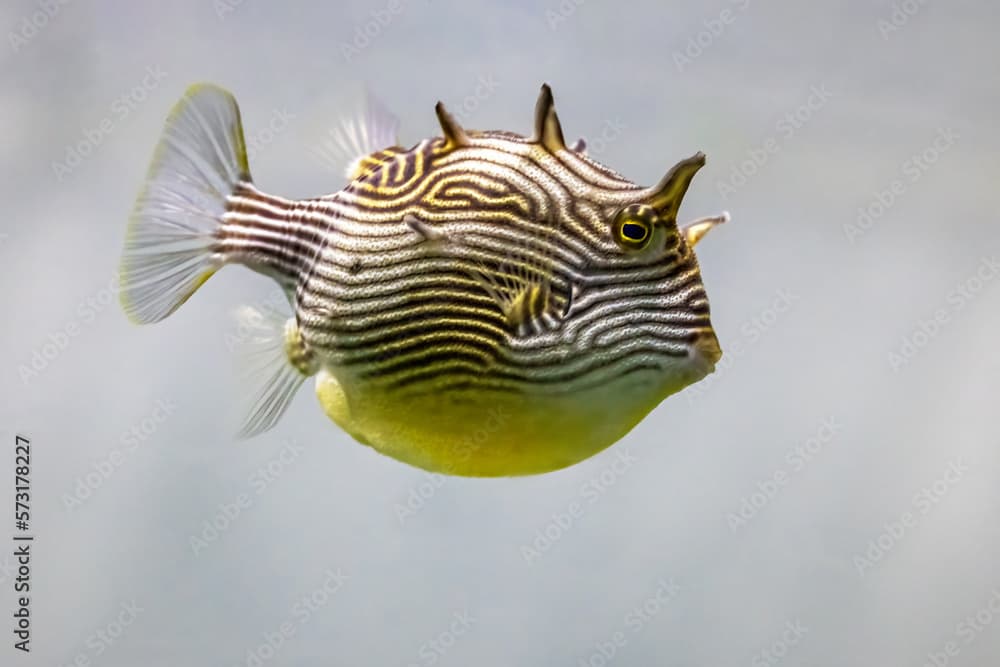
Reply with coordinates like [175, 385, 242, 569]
[234, 306, 318, 438]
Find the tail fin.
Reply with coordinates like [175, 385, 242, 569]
[120, 83, 251, 324]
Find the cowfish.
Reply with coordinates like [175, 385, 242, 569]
[119, 83, 729, 476]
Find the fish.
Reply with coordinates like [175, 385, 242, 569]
[119, 82, 729, 477]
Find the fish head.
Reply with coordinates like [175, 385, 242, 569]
[434, 83, 728, 406]
[562, 149, 727, 397]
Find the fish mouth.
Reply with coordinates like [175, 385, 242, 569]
[690, 329, 722, 374]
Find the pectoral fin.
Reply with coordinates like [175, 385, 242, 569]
[470, 251, 572, 337]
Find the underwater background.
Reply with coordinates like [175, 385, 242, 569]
[2, 0, 999, 665]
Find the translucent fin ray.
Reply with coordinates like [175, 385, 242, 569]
[233, 305, 318, 438]
[311, 88, 401, 180]
[462, 220, 572, 337]
[120, 83, 250, 324]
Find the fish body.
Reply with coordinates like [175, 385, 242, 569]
[120, 83, 727, 476]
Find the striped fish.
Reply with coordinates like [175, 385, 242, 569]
[119, 83, 728, 476]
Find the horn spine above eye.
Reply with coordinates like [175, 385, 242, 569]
[647, 152, 707, 220]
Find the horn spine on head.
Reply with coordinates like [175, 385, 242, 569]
[681, 211, 729, 247]
[434, 101, 471, 149]
[532, 83, 566, 152]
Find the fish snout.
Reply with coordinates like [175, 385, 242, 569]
[691, 329, 722, 371]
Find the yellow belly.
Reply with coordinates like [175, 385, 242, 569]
[314, 367, 700, 476]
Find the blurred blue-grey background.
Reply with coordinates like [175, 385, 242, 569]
[2, 1, 999, 665]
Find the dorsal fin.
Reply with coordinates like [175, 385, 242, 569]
[645, 152, 706, 221]
[532, 84, 566, 152]
[434, 101, 471, 149]
[571, 137, 587, 155]
[310, 88, 401, 181]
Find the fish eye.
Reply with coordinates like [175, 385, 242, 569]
[612, 205, 657, 250]
[621, 222, 648, 242]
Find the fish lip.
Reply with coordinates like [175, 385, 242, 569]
[690, 330, 722, 374]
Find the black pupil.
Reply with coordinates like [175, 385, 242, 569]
[621, 222, 647, 241]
